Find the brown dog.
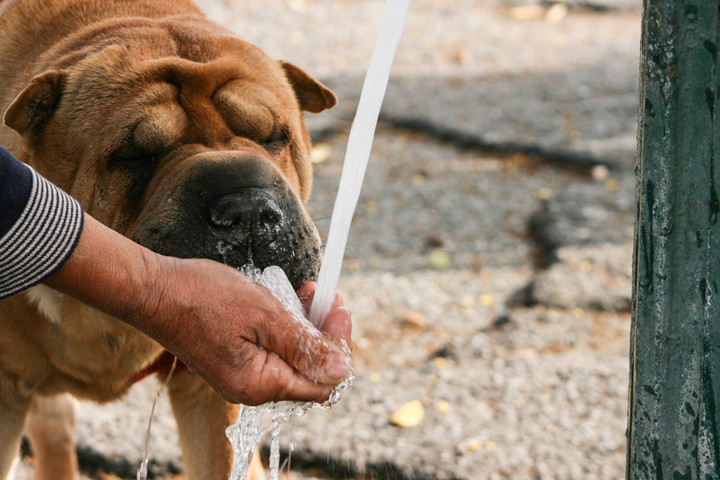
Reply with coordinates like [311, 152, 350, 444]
[0, 0, 336, 479]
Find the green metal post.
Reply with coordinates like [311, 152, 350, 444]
[628, 0, 720, 478]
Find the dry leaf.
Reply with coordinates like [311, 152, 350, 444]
[478, 294, 495, 307]
[310, 142, 332, 164]
[536, 187, 554, 200]
[545, 3, 568, 23]
[429, 249, 451, 270]
[435, 400, 451, 413]
[604, 179, 620, 191]
[390, 400, 425, 427]
[509, 5, 545, 21]
[467, 440, 484, 451]
[402, 310, 428, 328]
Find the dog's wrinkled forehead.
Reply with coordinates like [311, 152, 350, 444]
[4, 17, 335, 207]
[96, 54, 297, 154]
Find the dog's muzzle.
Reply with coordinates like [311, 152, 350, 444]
[132, 153, 321, 289]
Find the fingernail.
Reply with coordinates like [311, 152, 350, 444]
[324, 352, 351, 381]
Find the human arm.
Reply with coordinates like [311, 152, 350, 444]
[44, 213, 352, 405]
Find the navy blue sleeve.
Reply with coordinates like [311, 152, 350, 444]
[0, 146, 34, 235]
[0, 147, 84, 299]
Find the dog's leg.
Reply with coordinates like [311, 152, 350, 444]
[24, 394, 79, 480]
[0, 384, 31, 480]
[167, 370, 265, 480]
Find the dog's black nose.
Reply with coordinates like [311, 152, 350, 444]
[209, 189, 284, 237]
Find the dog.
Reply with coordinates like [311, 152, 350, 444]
[0, 0, 336, 478]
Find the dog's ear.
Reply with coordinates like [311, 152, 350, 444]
[281, 61, 337, 113]
[4, 70, 67, 136]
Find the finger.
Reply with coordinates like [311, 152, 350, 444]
[261, 351, 336, 403]
[223, 349, 335, 405]
[296, 281, 316, 312]
[321, 306, 352, 350]
[252, 290, 352, 386]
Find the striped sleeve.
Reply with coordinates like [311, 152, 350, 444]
[0, 161, 84, 299]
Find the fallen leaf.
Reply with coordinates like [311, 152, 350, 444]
[429, 249, 451, 270]
[467, 440, 484, 451]
[435, 400, 451, 413]
[536, 187, 554, 200]
[390, 400, 425, 427]
[604, 179, 620, 191]
[509, 5, 545, 21]
[310, 142, 332, 164]
[478, 294, 495, 307]
[545, 3, 568, 23]
[401, 310, 428, 328]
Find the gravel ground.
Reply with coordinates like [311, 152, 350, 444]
[15, 1, 642, 479]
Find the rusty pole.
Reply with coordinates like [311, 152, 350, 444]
[628, 0, 720, 478]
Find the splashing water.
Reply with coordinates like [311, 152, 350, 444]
[308, 0, 411, 329]
[226, 266, 353, 480]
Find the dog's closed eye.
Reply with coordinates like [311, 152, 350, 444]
[107, 142, 162, 199]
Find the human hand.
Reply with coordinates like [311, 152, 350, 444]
[142, 257, 353, 406]
[46, 214, 352, 406]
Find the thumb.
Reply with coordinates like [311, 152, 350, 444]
[252, 282, 352, 385]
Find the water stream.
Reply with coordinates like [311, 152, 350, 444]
[227, 1, 410, 478]
[137, 2, 410, 478]
[308, 0, 412, 329]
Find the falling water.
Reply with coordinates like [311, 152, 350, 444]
[308, 0, 411, 329]
[226, 1, 410, 477]
[225, 266, 352, 480]
[136, 358, 178, 480]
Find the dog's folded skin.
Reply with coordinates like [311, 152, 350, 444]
[0, 1, 336, 479]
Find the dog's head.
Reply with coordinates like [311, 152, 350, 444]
[4, 15, 335, 288]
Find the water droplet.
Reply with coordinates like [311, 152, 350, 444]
[216, 241, 233, 255]
[136, 459, 148, 480]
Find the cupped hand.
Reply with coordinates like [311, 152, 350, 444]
[146, 258, 353, 406]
